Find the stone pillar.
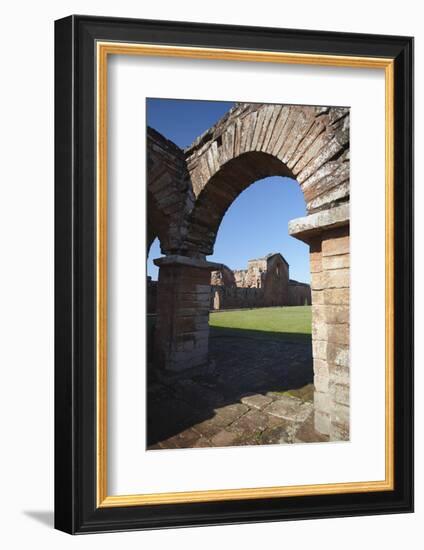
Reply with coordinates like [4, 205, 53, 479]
[289, 204, 350, 441]
[153, 255, 222, 375]
[310, 227, 350, 440]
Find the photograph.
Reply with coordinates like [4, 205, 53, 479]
[0, 0, 418, 544]
[146, 99, 350, 450]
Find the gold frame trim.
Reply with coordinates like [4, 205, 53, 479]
[96, 42, 395, 508]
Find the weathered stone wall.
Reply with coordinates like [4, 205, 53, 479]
[210, 279, 311, 310]
[211, 286, 265, 310]
[288, 280, 312, 306]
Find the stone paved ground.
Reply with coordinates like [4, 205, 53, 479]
[147, 327, 328, 449]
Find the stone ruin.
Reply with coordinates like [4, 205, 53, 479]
[210, 252, 311, 310]
[147, 102, 350, 441]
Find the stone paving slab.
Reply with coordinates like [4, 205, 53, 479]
[191, 436, 212, 448]
[210, 430, 240, 447]
[283, 383, 314, 402]
[260, 420, 293, 445]
[240, 393, 274, 410]
[263, 395, 313, 423]
[147, 328, 320, 449]
[156, 427, 201, 449]
[192, 417, 226, 440]
[213, 402, 249, 427]
[148, 390, 319, 449]
[227, 409, 270, 435]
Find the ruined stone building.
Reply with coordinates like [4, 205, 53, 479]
[210, 252, 311, 310]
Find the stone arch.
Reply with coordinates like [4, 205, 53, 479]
[185, 151, 295, 255]
[147, 127, 193, 254]
[149, 102, 350, 442]
[183, 103, 349, 256]
[147, 190, 168, 254]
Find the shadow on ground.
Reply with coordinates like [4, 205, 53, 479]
[147, 326, 316, 448]
[23, 511, 54, 528]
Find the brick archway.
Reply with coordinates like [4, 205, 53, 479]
[148, 102, 350, 441]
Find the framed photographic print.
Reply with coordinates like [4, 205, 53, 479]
[54, 15, 414, 533]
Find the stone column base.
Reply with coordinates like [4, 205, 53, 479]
[152, 255, 222, 376]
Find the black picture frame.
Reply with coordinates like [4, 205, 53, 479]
[55, 15, 414, 534]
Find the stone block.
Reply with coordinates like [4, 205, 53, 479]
[296, 133, 347, 183]
[322, 235, 350, 257]
[210, 430, 240, 447]
[263, 395, 313, 423]
[314, 390, 332, 414]
[192, 436, 213, 448]
[261, 105, 284, 152]
[288, 118, 327, 171]
[314, 374, 329, 393]
[312, 322, 328, 341]
[312, 340, 327, 360]
[332, 383, 350, 406]
[312, 304, 326, 321]
[241, 393, 274, 410]
[325, 305, 349, 324]
[228, 409, 270, 434]
[332, 402, 349, 427]
[266, 106, 288, 152]
[327, 324, 350, 346]
[328, 363, 350, 384]
[260, 423, 292, 445]
[313, 358, 329, 378]
[281, 108, 316, 163]
[313, 304, 349, 324]
[323, 268, 350, 289]
[330, 422, 350, 442]
[288, 204, 349, 242]
[192, 417, 224, 440]
[174, 428, 204, 448]
[327, 344, 349, 367]
[310, 258, 322, 273]
[214, 403, 249, 427]
[323, 253, 350, 270]
[294, 412, 330, 443]
[311, 290, 324, 305]
[303, 162, 349, 203]
[307, 180, 349, 212]
[311, 271, 324, 291]
[314, 410, 330, 435]
[323, 288, 350, 305]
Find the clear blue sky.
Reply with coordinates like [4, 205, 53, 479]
[147, 98, 310, 283]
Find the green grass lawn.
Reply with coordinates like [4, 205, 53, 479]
[209, 306, 311, 339]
